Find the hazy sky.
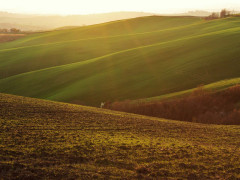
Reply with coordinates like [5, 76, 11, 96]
[1, 0, 240, 15]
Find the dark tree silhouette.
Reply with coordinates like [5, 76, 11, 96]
[10, 28, 21, 33]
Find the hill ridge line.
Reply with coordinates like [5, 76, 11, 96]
[0, 92, 177, 124]
[0, 21, 205, 52]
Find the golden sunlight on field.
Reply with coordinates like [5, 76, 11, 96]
[0, 34, 25, 43]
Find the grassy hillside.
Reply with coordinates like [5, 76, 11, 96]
[1, 93, 240, 179]
[0, 16, 202, 78]
[1, 16, 240, 106]
[138, 77, 240, 102]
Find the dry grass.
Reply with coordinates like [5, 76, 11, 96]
[0, 34, 25, 43]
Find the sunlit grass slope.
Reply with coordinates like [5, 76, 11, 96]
[1, 16, 240, 106]
[0, 16, 202, 78]
[138, 77, 240, 103]
[1, 93, 240, 179]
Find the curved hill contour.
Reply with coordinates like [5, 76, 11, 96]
[0, 16, 240, 106]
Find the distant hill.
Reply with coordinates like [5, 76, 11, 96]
[1, 10, 239, 31]
[166, 10, 240, 17]
[0, 23, 43, 31]
[0, 11, 155, 31]
[180, 10, 212, 17]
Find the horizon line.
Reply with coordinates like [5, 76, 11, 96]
[1, 8, 239, 16]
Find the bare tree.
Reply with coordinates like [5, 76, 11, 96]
[220, 9, 231, 18]
[205, 9, 232, 20]
[205, 12, 219, 20]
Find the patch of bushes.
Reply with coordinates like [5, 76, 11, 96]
[105, 85, 240, 125]
[204, 9, 233, 20]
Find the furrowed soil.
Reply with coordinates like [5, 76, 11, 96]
[0, 93, 240, 179]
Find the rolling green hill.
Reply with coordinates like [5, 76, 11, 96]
[0, 16, 202, 78]
[0, 16, 240, 106]
[1, 93, 240, 179]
